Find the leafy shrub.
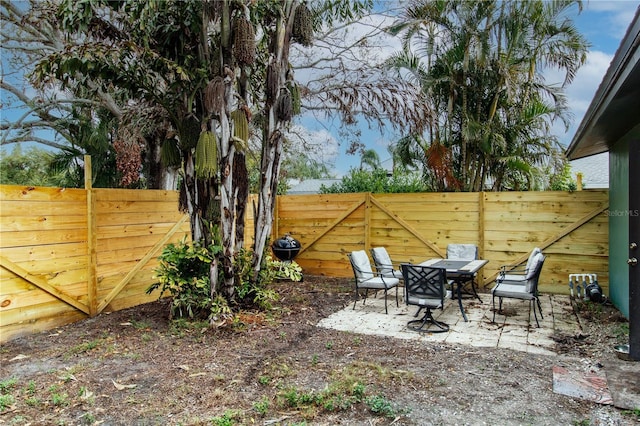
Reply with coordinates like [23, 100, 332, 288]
[149, 238, 302, 319]
[147, 237, 222, 320]
[320, 168, 428, 194]
[233, 248, 302, 310]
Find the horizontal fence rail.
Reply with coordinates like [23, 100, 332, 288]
[1, 186, 608, 342]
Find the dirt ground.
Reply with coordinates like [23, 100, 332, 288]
[0, 275, 637, 426]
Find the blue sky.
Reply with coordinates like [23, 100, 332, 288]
[297, 0, 640, 177]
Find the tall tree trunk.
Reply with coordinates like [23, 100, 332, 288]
[252, 0, 297, 276]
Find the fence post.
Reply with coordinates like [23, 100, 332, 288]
[84, 155, 98, 317]
[364, 193, 372, 252]
[478, 191, 486, 285]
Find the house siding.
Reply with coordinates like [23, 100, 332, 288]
[609, 130, 636, 317]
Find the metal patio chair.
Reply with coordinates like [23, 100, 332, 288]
[370, 247, 403, 280]
[446, 243, 482, 301]
[348, 250, 400, 314]
[401, 263, 449, 333]
[491, 253, 546, 327]
[497, 247, 542, 284]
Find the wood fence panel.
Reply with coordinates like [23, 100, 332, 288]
[273, 190, 609, 293]
[0, 185, 90, 342]
[482, 190, 608, 293]
[1, 184, 609, 343]
[0, 186, 190, 343]
[93, 189, 190, 313]
[275, 193, 366, 277]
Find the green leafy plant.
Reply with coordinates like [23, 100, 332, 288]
[25, 380, 36, 396]
[0, 394, 14, 411]
[365, 395, 397, 417]
[320, 168, 429, 194]
[258, 376, 271, 385]
[253, 397, 270, 416]
[210, 410, 238, 426]
[233, 248, 300, 310]
[150, 237, 298, 320]
[147, 237, 222, 319]
[0, 378, 17, 394]
[49, 384, 69, 407]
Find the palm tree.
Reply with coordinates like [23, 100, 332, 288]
[359, 149, 382, 170]
[388, 0, 588, 191]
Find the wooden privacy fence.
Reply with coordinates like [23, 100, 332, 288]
[1, 185, 607, 342]
[273, 190, 609, 295]
[0, 185, 191, 343]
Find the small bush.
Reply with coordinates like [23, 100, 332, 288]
[149, 238, 301, 321]
[147, 237, 221, 320]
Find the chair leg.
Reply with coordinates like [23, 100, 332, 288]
[353, 285, 358, 310]
[492, 294, 496, 323]
[531, 300, 540, 327]
[536, 297, 544, 320]
[383, 289, 388, 314]
[407, 308, 449, 333]
[470, 279, 482, 303]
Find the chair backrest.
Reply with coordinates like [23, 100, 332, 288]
[525, 253, 546, 292]
[370, 247, 393, 274]
[525, 247, 542, 272]
[348, 250, 374, 282]
[401, 264, 447, 306]
[446, 244, 478, 261]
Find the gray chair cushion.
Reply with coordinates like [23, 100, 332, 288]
[447, 244, 478, 261]
[491, 283, 535, 300]
[525, 247, 542, 273]
[361, 276, 400, 289]
[371, 247, 403, 279]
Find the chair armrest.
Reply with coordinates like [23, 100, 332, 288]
[374, 261, 403, 269]
[499, 265, 527, 280]
[500, 264, 527, 273]
[357, 268, 393, 280]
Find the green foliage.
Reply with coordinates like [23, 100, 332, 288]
[0, 146, 56, 186]
[253, 397, 270, 416]
[210, 410, 239, 426]
[233, 248, 301, 310]
[149, 238, 300, 319]
[0, 394, 14, 412]
[320, 168, 429, 194]
[0, 377, 18, 412]
[147, 238, 222, 320]
[365, 395, 397, 417]
[388, 0, 589, 191]
[621, 408, 640, 421]
[549, 163, 578, 191]
[275, 380, 399, 418]
[0, 378, 17, 394]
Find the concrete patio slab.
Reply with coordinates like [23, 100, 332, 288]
[317, 291, 567, 354]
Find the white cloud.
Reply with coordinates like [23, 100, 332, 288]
[285, 124, 340, 166]
[547, 49, 614, 145]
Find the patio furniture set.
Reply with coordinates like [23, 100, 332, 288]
[347, 246, 546, 332]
